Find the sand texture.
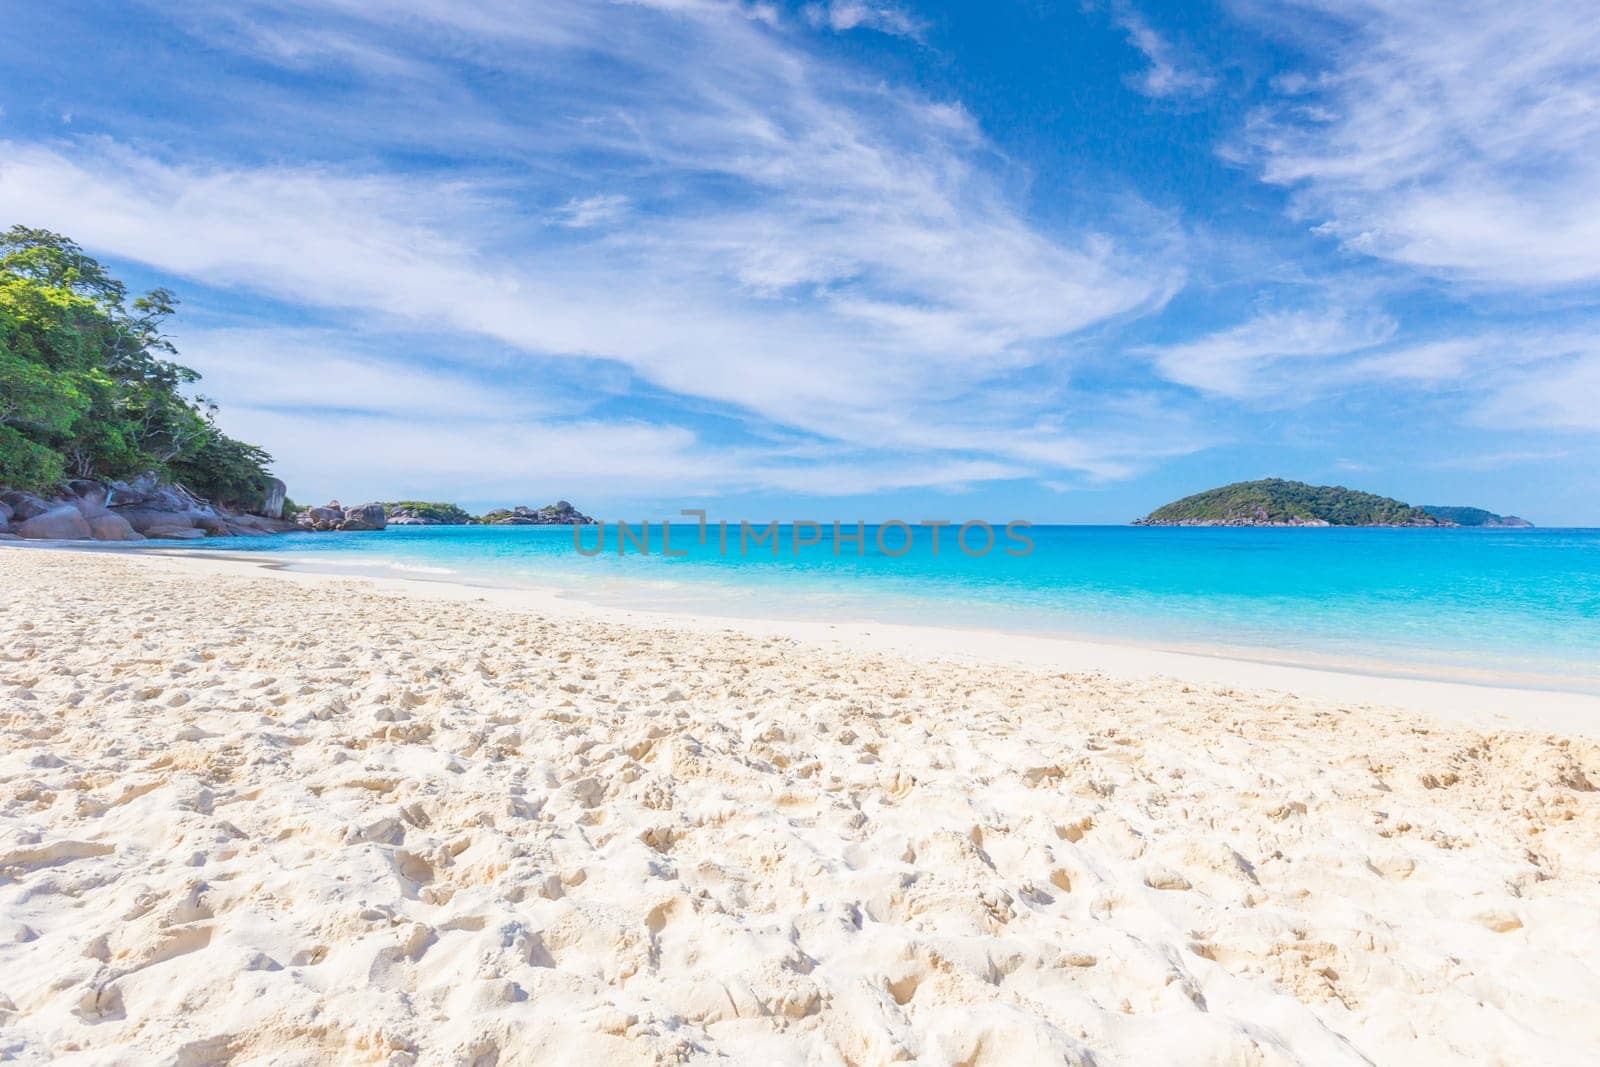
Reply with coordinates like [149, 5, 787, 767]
[2, 548, 1598, 1065]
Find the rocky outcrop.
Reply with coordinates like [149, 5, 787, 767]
[87, 513, 143, 542]
[481, 501, 597, 526]
[296, 501, 388, 532]
[142, 524, 207, 540]
[0, 473, 299, 543]
[1, 491, 52, 524]
[256, 478, 288, 520]
[384, 502, 475, 525]
[1, 479, 601, 542]
[1138, 510, 1337, 528]
[101, 474, 297, 539]
[16, 505, 93, 541]
[298, 503, 345, 531]
[340, 503, 387, 532]
[298, 503, 344, 531]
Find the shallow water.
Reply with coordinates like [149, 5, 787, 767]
[173, 523, 1600, 691]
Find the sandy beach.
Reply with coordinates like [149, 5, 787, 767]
[2, 547, 1598, 1065]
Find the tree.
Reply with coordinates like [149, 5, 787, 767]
[0, 225, 277, 506]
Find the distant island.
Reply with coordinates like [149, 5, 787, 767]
[293, 500, 597, 532]
[1135, 479, 1532, 527]
[1419, 505, 1532, 528]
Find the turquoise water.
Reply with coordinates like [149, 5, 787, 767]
[175, 523, 1600, 691]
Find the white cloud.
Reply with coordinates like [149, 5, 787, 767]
[801, 2, 924, 40]
[0, 0, 1187, 492]
[217, 404, 1039, 508]
[170, 327, 541, 419]
[1342, 338, 1486, 385]
[1242, 0, 1600, 287]
[1113, 3, 1215, 100]
[1141, 307, 1395, 398]
[554, 194, 629, 229]
[1210, 323, 1600, 433]
[1468, 343, 1600, 432]
[0, 139, 1172, 460]
[1141, 309, 1600, 435]
[1425, 448, 1571, 471]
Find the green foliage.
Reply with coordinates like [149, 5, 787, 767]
[169, 408, 276, 506]
[383, 501, 474, 523]
[0, 424, 65, 487]
[0, 226, 275, 507]
[1140, 479, 1440, 526]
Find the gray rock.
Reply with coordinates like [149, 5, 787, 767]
[16, 505, 93, 541]
[255, 478, 287, 519]
[116, 508, 197, 535]
[66, 479, 110, 513]
[105, 472, 211, 515]
[143, 525, 207, 540]
[87, 513, 144, 542]
[298, 503, 346, 531]
[337, 503, 387, 532]
[193, 514, 231, 535]
[0, 473, 300, 540]
[484, 502, 597, 526]
[294, 500, 387, 532]
[1, 491, 52, 523]
[103, 472, 233, 536]
[223, 514, 295, 535]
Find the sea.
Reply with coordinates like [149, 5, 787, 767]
[170, 521, 1600, 693]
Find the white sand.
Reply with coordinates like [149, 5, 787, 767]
[2, 547, 1598, 1065]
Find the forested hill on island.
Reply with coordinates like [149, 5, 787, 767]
[1419, 505, 1533, 528]
[1135, 479, 1533, 527]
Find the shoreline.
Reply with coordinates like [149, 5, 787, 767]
[9, 541, 1597, 735]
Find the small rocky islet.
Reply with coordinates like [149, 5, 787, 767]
[295, 499, 596, 531]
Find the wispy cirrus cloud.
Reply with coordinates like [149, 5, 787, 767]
[801, 1, 925, 40]
[1146, 308, 1600, 445]
[1111, 2, 1215, 100]
[1239, 0, 1600, 288]
[1481, 357, 1600, 432]
[1141, 306, 1395, 399]
[1370, 330, 1600, 436]
[554, 194, 629, 229]
[7, 0, 1590, 515]
[0, 0, 1191, 498]
[172, 328, 540, 420]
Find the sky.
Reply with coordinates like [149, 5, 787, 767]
[2, 0, 1597, 524]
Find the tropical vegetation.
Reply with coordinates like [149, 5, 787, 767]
[1421, 505, 1531, 527]
[0, 226, 276, 506]
[383, 501, 475, 524]
[1137, 479, 1440, 526]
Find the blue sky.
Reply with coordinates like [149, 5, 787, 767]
[2, 1, 1597, 523]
